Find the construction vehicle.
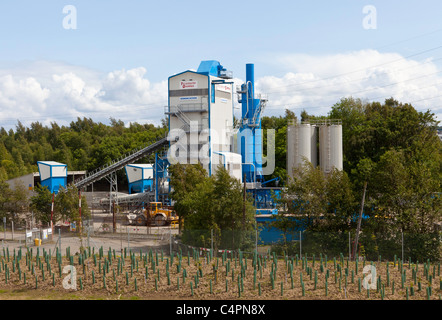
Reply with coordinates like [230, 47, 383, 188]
[129, 202, 178, 227]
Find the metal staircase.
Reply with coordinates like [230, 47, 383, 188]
[175, 107, 192, 127]
[73, 135, 169, 190]
[251, 94, 267, 127]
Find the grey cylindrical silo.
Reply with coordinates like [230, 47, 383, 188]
[310, 125, 318, 167]
[329, 124, 343, 171]
[319, 124, 343, 173]
[287, 123, 312, 180]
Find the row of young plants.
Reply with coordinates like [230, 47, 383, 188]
[0, 245, 440, 299]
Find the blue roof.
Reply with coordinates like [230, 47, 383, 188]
[197, 60, 221, 77]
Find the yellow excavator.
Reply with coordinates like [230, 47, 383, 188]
[133, 202, 178, 227]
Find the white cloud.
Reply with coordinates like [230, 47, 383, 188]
[256, 50, 442, 123]
[0, 61, 168, 130]
[0, 52, 441, 133]
[0, 74, 50, 121]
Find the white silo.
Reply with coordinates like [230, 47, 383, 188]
[297, 123, 312, 165]
[319, 124, 343, 173]
[310, 125, 318, 168]
[287, 123, 313, 180]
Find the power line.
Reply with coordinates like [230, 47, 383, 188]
[366, 81, 442, 102]
[408, 94, 442, 104]
[259, 27, 442, 80]
[263, 56, 442, 96]
[260, 44, 442, 94]
[374, 28, 442, 50]
[262, 69, 442, 110]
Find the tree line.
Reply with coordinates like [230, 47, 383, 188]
[0, 117, 168, 181]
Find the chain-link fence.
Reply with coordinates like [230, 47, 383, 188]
[172, 229, 441, 263]
[1, 216, 440, 263]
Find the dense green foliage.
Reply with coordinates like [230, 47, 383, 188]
[271, 97, 441, 260]
[261, 109, 295, 184]
[329, 97, 441, 234]
[0, 117, 167, 180]
[0, 179, 29, 223]
[29, 184, 90, 226]
[169, 163, 256, 250]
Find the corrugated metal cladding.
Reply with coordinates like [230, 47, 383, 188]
[169, 89, 209, 97]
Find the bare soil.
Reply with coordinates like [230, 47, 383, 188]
[0, 248, 440, 300]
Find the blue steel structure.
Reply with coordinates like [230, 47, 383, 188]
[154, 153, 171, 205]
[237, 63, 265, 184]
[196, 60, 232, 79]
[235, 63, 281, 218]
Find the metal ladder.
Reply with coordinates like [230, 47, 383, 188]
[251, 94, 267, 127]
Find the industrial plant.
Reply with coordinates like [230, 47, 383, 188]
[7, 60, 343, 242]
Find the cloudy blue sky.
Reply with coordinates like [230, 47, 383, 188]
[0, 0, 442, 130]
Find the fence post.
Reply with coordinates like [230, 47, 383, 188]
[112, 201, 116, 234]
[127, 228, 130, 252]
[11, 221, 14, 241]
[58, 229, 61, 255]
[87, 223, 90, 249]
[401, 232, 404, 263]
[120, 228, 123, 255]
[170, 227, 172, 256]
[211, 229, 213, 254]
[349, 232, 351, 261]
[299, 231, 302, 258]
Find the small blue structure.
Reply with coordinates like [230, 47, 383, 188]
[248, 187, 281, 211]
[256, 214, 304, 244]
[125, 164, 154, 194]
[36, 161, 67, 194]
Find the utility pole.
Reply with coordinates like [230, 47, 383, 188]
[352, 181, 367, 261]
[79, 190, 82, 234]
[112, 201, 116, 233]
[51, 193, 55, 240]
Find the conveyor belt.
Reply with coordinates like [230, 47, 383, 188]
[73, 136, 168, 189]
